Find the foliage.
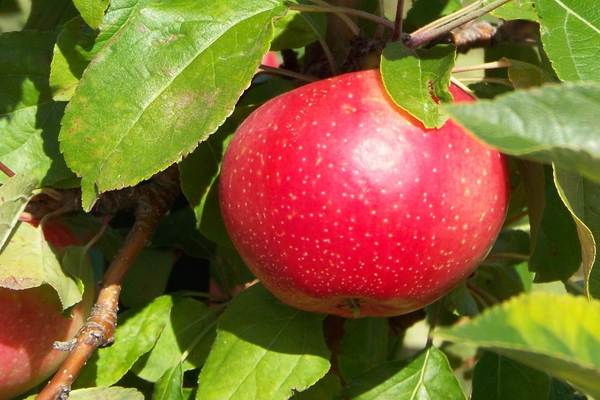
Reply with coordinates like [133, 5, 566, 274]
[0, 0, 597, 399]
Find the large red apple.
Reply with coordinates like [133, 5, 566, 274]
[219, 70, 509, 317]
[0, 220, 91, 399]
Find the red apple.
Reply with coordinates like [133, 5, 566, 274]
[261, 51, 280, 68]
[219, 70, 509, 317]
[0, 220, 91, 399]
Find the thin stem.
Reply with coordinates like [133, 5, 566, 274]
[290, 3, 394, 31]
[467, 281, 499, 306]
[298, 12, 337, 74]
[307, 0, 361, 36]
[36, 168, 179, 400]
[452, 58, 512, 73]
[450, 76, 474, 94]
[504, 208, 529, 226]
[486, 252, 529, 261]
[456, 76, 514, 87]
[258, 65, 318, 82]
[0, 161, 15, 177]
[392, 0, 405, 41]
[405, 0, 512, 48]
[412, 0, 482, 36]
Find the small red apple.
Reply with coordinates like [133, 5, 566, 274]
[261, 51, 280, 68]
[0, 220, 91, 399]
[219, 70, 509, 317]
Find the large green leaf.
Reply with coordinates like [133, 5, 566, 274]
[339, 318, 390, 381]
[445, 82, 600, 183]
[134, 297, 217, 382]
[77, 295, 174, 387]
[196, 284, 330, 400]
[554, 168, 600, 298]
[0, 174, 38, 251]
[437, 292, 600, 398]
[0, 31, 75, 187]
[0, 221, 83, 310]
[59, 0, 287, 210]
[472, 352, 550, 400]
[535, 0, 600, 81]
[342, 347, 465, 400]
[73, 0, 109, 29]
[381, 43, 455, 128]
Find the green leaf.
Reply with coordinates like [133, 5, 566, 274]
[272, 7, 326, 51]
[210, 245, 255, 297]
[69, 386, 145, 400]
[0, 31, 75, 187]
[73, 0, 109, 29]
[153, 364, 185, 400]
[535, 0, 600, 81]
[437, 292, 600, 398]
[120, 249, 175, 307]
[524, 164, 581, 282]
[134, 297, 217, 382]
[339, 318, 390, 381]
[342, 347, 465, 400]
[0, 221, 83, 309]
[60, 0, 287, 210]
[445, 82, 600, 183]
[292, 373, 341, 399]
[381, 43, 456, 128]
[77, 295, 174, 387]
[553, 168, 600, 298]
[472, 352, 550, 400]
[24, 0, 79, 31]
[493, 0, 538, 21]
[442, 283, 479, 316]
[507, 59, 558, 89]
[50, 17, 99, 101]
[196, 284, 330, 400]
[0, 174, 38, 251]
[152, 207, 214, 259]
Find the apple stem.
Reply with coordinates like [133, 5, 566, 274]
[0, 161, 15, 177]
[391, 0, 404, 41]
[404, 0, 512, 48]
[258, 65, 319, 82]
[452, 58, 512, 73]
[290, 3, 395, 33]
[36, 167, 179, 400]
[347, 298, 361, 318]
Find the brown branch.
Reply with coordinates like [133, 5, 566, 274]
[258, 65, 318, 82]
[0, 161, 15, 177]
[391, 0, 404, 41]
[36, 167, 179, 400]
[404, 0, 512, 48]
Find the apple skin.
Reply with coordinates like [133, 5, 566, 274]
[0, 220, 91, 399]
[219, 70, 509, 317]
